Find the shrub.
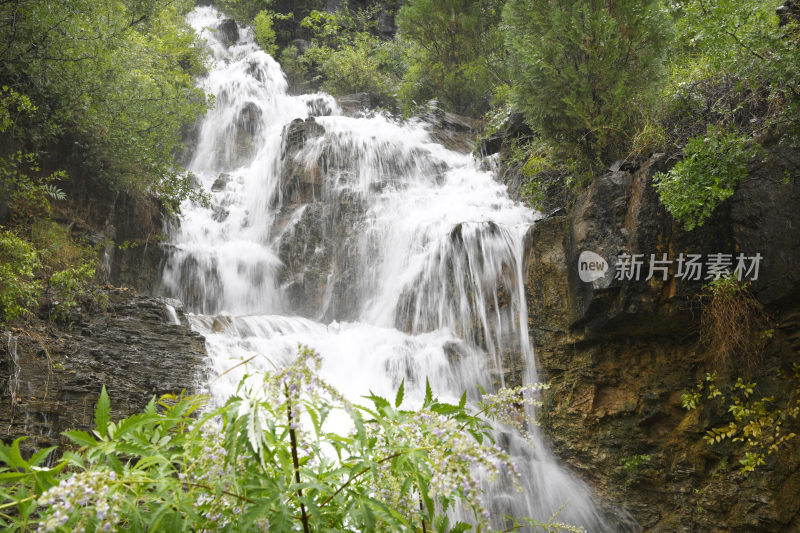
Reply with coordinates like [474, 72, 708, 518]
[304, 36, 402, 105]
[0, 347, 580, 532]
[669, 0, 800, 144]
[396, 0, 505, 116]
[31, 220, 91, 272]
[49, 263, 99, 322]
[503, 0, 671, 165]
[682, 369, 800, 472]
[252, 10, 278, 55]
[698, 277, 770, 370]
[0, 229, 41, 323]
[653, 126, 762, 231]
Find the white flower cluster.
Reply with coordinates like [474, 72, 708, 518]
[265, 346, 353, 412]
[373, 408, 521, 528]
[37, 470, 121, 532]
[181, 422, 247, 527]
[478, 383, 548, 441]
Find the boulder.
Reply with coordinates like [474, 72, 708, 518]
[279, 118, 327, 204]
[211, 173, 231, 192]
[335, 93, 372, 116]
[216, 19, 239, 46]
[420, 104, 483, 153]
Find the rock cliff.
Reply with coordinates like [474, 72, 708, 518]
[0, 290, 207, 453]
[521, 137, 800, 531]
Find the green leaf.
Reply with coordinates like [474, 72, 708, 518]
[29, 446, 56, 468]
[94, 385, 111, 439]
[111, 412, 161, 440]
[458, 390, 467, 409]
[144, 395, 157, 415]
[435, 514, 450, 533]
[395, 378, 405, 408]
[8, 438, 28, 470]
[64, 430, 99, 448]
[424, 378, 433, 406]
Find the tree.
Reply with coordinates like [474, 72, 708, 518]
[503, 0, 671, 165]
[0, 0, 209, 209]
[396, 0, 506, 115]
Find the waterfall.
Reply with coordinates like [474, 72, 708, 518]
[162, 7, 617, 531]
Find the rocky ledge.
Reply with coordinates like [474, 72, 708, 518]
[0, 289, 207, 452]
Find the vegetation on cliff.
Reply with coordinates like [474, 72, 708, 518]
[0, 0, 212, 323]
[226, 0, 798, 230]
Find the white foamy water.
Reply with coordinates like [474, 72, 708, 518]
[162, 7, 620, 531]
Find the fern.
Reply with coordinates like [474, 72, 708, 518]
[41, 184, 66, 201]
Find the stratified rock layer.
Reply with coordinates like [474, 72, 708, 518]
[0, 289, 207, 452]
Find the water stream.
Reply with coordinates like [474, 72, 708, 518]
[162, 7, 615, 531]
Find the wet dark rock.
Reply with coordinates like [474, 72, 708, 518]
[479, 113, 531, 157]
[377, 5, 396, 38]
[279, 118, 327, 204]
[217, 19, 239, 46]
[420, 105, 483, 153]
[229, 102, 263, 167]
[335, 93, 372, 116]
[778, 0, 800, 26]
[523, 140, 800, 531]
[274, 108, 364, 319]
[276, 192, 368, 321]
[212, 173, 232, 192]
[305, 96, 333, 117]
[0, 289, 207, 452]
[50, 175, 167, 295]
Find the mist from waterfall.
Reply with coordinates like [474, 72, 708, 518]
[162, 7, 620, 531]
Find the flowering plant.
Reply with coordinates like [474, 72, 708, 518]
[0, 346, 581, 532]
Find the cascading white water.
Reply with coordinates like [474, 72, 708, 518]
[162, 7, 619, 531]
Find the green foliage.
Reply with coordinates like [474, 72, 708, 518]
[217, 0, 324, 28]
[396, 0, 505, 115]
[666, 0, 800, 142]
[280, 6, 405, 105]
[0, 86, 35, 133]
[681, 373, 723, 411]
[682, 368, 800, 472]
[301, 35, 403, 104]
[0, 150, 67, 217]
[620, 454, 652, 471]
[507, 139, 559, 210]
[31, 220, 91, 272]
[0, 0, 210, 208]
[0, 87, 68, 217]
[253, 10, 279, 55]
[1, 220, 103, 324]
[29, 219, 104, 321]
[0, 346, 581, 532]
[48, 264, 99, 322]
[503, 0, 671, 165]
[653, 126, 762, 230]
[0, 230, 41, 323]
